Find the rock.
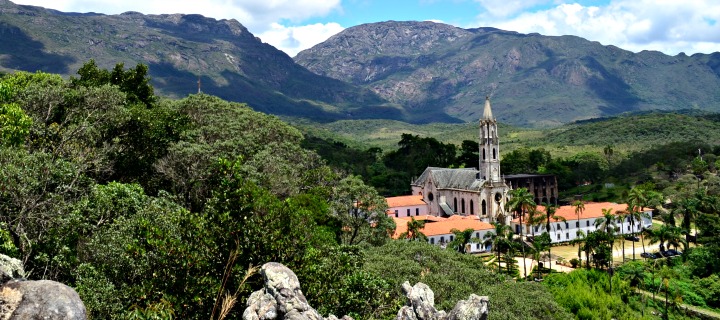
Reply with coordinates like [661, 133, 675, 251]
[1, 280, 86, 320]
[0, 254, 24, 284]
[396, 281, 488, 320]
[243, 263, 488, 320]
[446, 295, 489, 320]
[243, 262, 342, 320]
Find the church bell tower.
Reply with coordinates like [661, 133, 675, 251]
[479, 97, 501, 183]
[478, 97, 509, 223]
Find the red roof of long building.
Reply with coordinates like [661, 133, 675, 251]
[511, 202, 633, 223]
[386, 195, 426, 208]
[392, 215, 494, 239]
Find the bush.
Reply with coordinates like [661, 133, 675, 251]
[569, 258, 580, 268]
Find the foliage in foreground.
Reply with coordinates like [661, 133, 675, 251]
[362, 241, 572, 320]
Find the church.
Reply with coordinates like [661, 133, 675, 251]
[410, 97, 511, 224]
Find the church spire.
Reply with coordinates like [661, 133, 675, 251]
[482, 96, 493, 120]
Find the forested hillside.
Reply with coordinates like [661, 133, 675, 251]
[0, 0, 394, 122]
[296, 21, 720, 126]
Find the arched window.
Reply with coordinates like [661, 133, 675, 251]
[482, 148, 486, 160]
[493, 148, 497, 159]
[461, 199, 466, 214]
[470, 200, 474, 215]
[481, 200, 487, 215]
[454, 197, 458, 212]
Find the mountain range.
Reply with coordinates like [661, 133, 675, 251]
[0, 0, 395, 121]
[2, 0, 720, 127]
[295, 21, 720, 126]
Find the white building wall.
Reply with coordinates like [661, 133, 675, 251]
[512, 210, 653, 244]
[390, 205, 429, 218]
[426, 229, 494, 253]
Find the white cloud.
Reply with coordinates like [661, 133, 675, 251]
[256, 22, 344, 57]
[475, 0, 552, 18]
[486, 0, 720, 55]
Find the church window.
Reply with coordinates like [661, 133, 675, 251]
[470, 200, 474, 215]
[454, 198, 458, 212]
[482, 148, 486, 160]
[481, 200, 487, 215]
[493, 148, 496, 159]
[461, 199, 466, 214]
[428, 193, 434, 202]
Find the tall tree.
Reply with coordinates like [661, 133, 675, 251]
[449, 228, 479, 254]
[672, 196, 700, 246]
[398, 217, 427, 241]
[484, 222, 511, 276]
[506, 187, 536, 280]
[331, 175, 394, 246]
[594, 208, 618, 267]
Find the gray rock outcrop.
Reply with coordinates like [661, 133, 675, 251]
[0, 254, 87, 320]
[243, 262, 350, 320]
[0, 254, 24, 284]
[396, 281, 488, 320]
[243, 262, 488, 320]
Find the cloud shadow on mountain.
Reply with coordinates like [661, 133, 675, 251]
[0, 22, 75, 74]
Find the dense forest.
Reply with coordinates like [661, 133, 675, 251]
[3, 62, 720, 319]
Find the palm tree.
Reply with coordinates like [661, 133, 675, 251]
[570, 230, 587, 268]
[545, 204, 565, 270]
[572, 199, 585, 225]
[398, 217, 427, 241]
[646, 224, 684, 254]
[626, 204, 650, 260]
[621, 261, 647, 316]
[594, 208, 618, 267]
[527, 207, 544, 237]
[615, 209, 628, 262]
[530, 235, 548, 280]
[449, 228, 478, 254]
[505, 187, 536, 280]
[673, 196, 700, 245]
[484, 222, 511, 275]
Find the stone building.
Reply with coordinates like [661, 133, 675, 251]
[410, 97, 511, 223]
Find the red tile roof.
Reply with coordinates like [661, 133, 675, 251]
[386, 195, 426, 207]
[512, 202, 633, 223]
[392, 215, 493, 239]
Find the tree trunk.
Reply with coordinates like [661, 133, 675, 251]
[520, 216, 527, 280]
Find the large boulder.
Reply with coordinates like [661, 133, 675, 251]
[0, 254, 87, 320]
[1, 280, 87, 320]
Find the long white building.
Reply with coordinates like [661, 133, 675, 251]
[510, 202, 653, 244]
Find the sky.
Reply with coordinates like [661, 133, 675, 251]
[11, 0, 720, 57]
